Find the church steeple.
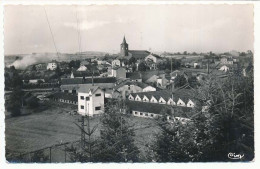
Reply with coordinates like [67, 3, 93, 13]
[122, 36, 126, 44]
[120, 36, 128, 56]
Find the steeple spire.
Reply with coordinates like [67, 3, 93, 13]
[122, 35, 126, 44]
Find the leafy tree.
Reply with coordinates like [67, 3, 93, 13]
[138, 62, 148, 72]
[153, 64, 254, 162]
[132, 64, 137, 72]
[66, 115, 100, 162]
[26, 97, 39, 108]
[6, 87, 23, 117]
[183, 51, 187, 55]
[174, 75, 187, 88]
[97, 100, 140, 162]
[128, 57, 137, 65]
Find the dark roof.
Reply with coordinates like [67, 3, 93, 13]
[129, 50, 150, 59]
[78, 85, 100, 93]
[126, 100, 192, 117]
[49, 92, 77, 102]
[149, 53, 162, 59]
[61, 77, 117, 85]
[141, 70, 165, 82]
[72, 71, 100, 77]
[114, 81, 150, 90]
[126, 72, 142, 80]
[61, 78, 83, 85]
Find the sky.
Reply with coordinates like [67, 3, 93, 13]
[4, 4, 254, 55]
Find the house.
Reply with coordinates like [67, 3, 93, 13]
[145, 53, 162, 64]
[126, 72, 142, 82]
[47, 60, 58, 70]
[71, 70, 100, 78]
[111, 67, 126, 79]
[145, 73, 169, 88]
[77, 65, 88, 71]
[219, 65, 229, 72]
[112, 59, 124, 67]
[60, 77, 117, 93]
[220, 57, 233, 65]
[104, 89, 121, 99]
[78, 86, 105, 116]
[23, 79, 45, 84]
[114, 81, 156, 99]
[193, 62, 202, 68]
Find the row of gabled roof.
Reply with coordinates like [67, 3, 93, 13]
[126, 100, 192, 117]
[129, 88, 196, 104]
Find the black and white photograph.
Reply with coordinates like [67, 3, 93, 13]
[2, 3, 255, 164]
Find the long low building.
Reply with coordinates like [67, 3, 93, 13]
[48, 92, 78, 105]
[128, 89, 196, 108]
[126, 100, 192, 122]
[60, 77, 117, 93]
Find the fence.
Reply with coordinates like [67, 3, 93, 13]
[6, 140, 81, 163]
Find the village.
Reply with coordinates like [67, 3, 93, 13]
[4, 35, 254, 162]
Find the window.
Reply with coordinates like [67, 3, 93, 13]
[95, 93, 101, 97]
[81, 105, 84, 109]
[151, 114, 154, 117]
[128, 85, 130, 90]
[64, 90, 68, 93]
[72, 90, 76, 94]
[95, 106, 101, 111]
[140, 113, 143, 116]
[85, 97, 90, 101]
[145, 113, 148, 116]
[80, 96, 84, 100]
[135, 112, 138, 115]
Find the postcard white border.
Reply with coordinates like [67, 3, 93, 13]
[0, 1, 259, 169]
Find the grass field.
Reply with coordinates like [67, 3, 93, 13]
[5, 101, 160, 162]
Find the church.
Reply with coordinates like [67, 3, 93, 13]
[118, 36, 151, 60]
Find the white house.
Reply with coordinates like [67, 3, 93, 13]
[78, 85, 105, 116]
[112, 59, 124, 67]
[145, 54, 162, 63]
[47, 61, 57, 70]
[77, 65, 88, 71]
[111, 67, 126, 79]
[219, 65, 229, 72]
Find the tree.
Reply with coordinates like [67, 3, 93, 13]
[66, 115, 100, 162]
[128, 57, 137, 65]
[132, 64, 137, 72]
[174, 75, 187, 88]
[26, 96, 39, 108]
[138, 62, 148, 72]
[97, 100, 140, 162]
[153, 65, 254, 162]
[6, 87, 23, 117]
[183, 51, 187, 55]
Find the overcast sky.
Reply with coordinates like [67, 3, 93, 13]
[4, 5, 254, 55]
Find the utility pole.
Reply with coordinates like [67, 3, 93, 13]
[171, 57, 173, 73]
[78, 116, 85, 149]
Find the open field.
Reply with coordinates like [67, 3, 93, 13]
[5, 101, 160, 162]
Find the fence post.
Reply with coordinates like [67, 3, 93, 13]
[64, 145, 67, 162]
[49, 147, 52, 163]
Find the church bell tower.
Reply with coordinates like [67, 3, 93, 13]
[120, 36, 128, 56]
